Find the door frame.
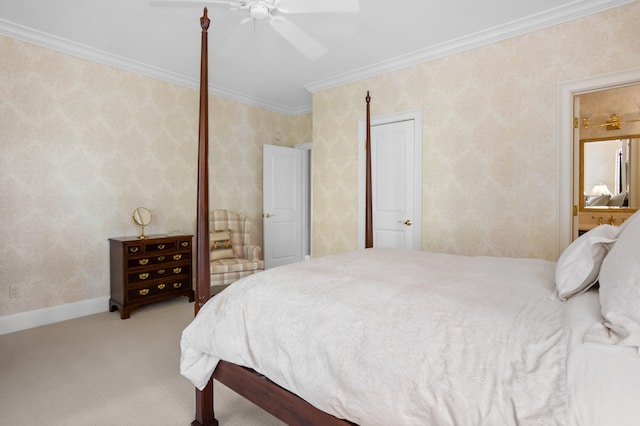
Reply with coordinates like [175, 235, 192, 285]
[296, 142, 312, 259]
[558, 66, 640, 256]
[357, 108, 423, 249]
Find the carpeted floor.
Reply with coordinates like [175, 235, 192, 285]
[0, 297, 285, 426]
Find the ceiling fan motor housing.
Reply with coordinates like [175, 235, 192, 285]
[249, 3, 270, 20]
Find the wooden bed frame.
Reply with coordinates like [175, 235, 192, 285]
[191, 9, 371, 425]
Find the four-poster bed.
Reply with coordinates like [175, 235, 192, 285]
[190, 9, 356, 426]
[186, 8, 640, 426]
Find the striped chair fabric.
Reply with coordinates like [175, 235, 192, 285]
[210, 210, 264, 287]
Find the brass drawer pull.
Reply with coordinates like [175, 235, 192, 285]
[139, 289, 149, 296]
[138, 258, 149, 265]
[130, 247, 139, 253]
[173, 254, 182, 261]
[181, 241, 189, 247]
[157, 244, 165, 250]
[139, 272, 149, 280]
[172, 267, 182, 274]
[157, 284, 166, 290]
[157, 269, 165, 275]
[157, 256, 165, 261]
[173, 282, 182, 289]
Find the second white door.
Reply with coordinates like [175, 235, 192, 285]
[263, 144, 303, 269]
[372, 120, 416, 248]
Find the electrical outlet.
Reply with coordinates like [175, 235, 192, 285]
[9, 285, 19, 299]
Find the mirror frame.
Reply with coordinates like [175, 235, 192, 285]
[132, 207, 152, 239]
[579, 134, 640, 213]
[132, 207, 152, 226]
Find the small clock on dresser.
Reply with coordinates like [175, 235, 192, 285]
[109, 234, 195, 319]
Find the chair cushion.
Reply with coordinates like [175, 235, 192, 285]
[210, 258, 265, 274]
[211, 270, 263, 287]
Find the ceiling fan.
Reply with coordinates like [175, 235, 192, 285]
[151, 0, 359, 61]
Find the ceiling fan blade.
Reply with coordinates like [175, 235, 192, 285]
[276, 0, 358, 14]
[268, 17, 327, 61]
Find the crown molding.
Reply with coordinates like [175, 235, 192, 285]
[0, 18, 198, 89]
[304, 0, 636, 94]
[0, 18, 307, 116]
[1, 0, 632, 116]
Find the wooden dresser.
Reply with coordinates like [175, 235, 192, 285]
[109, 234, 195, 319]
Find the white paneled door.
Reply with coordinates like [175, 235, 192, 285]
[372, 120, 416, 248]
[359, 110, 422, 250]
[263, 144, 303, 269]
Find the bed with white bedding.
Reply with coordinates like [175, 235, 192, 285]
[185, 12, 640, 422]
[565, 288, 640, 425]
[180, 233, 640, 425]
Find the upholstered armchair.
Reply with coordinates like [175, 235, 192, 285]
[209, 210, 264, 288]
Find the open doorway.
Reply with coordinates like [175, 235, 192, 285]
[262, 143, 312, 269]
[575, 85, 640, 235]
[558, 68, 640, 254]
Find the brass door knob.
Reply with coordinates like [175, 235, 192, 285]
[404, 219, 412, 226]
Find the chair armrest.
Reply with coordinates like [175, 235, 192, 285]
[243, 245, 262, 261]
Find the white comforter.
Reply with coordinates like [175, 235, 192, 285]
[181, 248, 568, 425]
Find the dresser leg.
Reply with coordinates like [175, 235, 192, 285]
[109, 299, 127, 317]
[120, 307, 131, 319]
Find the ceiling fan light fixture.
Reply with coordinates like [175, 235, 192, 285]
[249, 4, 270, 20]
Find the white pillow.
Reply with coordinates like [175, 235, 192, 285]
[584, 211, 640, 348]
[608, 192, 627, 207]
[554, 224, 620, 301]
[587, 194, 611, 206]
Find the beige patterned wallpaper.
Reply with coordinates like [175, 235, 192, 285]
[312, 1, 640, 260]
[0, 35, 308, 317]
[2, 2, 639, 319]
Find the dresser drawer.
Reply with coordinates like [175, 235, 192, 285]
[127, 279, 191, 301]
[126, 252, 190, 269]
[126, 244, 143, 255]
[127, 263, 190, 284]
[177, 238, 191, 250]
[144, 240, 177, 253]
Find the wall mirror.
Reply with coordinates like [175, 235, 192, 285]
[580, 135, 640, 212]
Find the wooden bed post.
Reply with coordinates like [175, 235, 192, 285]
[189, 10, 361, 426]
[365, 91, 373, 248]
[193, 8, 217, 426]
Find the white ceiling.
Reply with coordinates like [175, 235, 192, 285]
[0, 0, 633, 115]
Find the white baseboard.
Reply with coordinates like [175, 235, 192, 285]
[0, 296, 109, 335]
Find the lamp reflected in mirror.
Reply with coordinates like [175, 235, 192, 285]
[588, 183, 612, 196]
[580, 135, 640, 212]
[585, 183, 613, 207]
